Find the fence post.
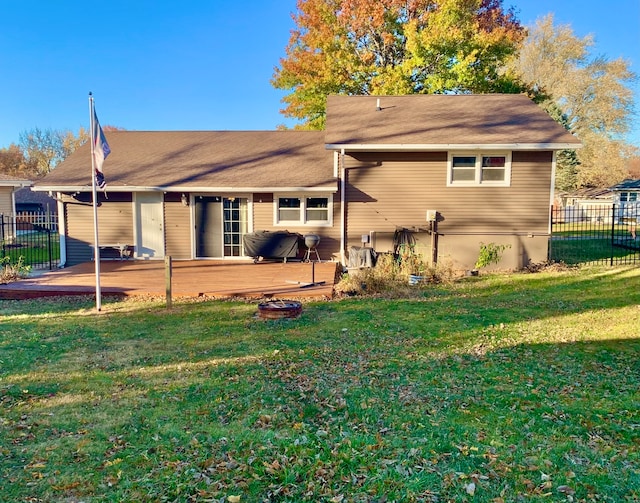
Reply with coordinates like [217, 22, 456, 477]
[548, 205, 553, 261]
[165, 255, 172, 308]
[0, 214, 4, 259]
[48, 227, 53, 270]
[610, 204, 616, 266]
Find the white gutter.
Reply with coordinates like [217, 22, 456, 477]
[340, 149, 347, 266]
[326, 143, 582, 152]
[548, 151, 557, 236]
[55, 191, 67, 268]
[32, 184, 339, 193]
[0, 181, 31, 188]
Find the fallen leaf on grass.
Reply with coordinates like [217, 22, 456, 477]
[466, 482, 476, 495]
[228, 495, 241, 503]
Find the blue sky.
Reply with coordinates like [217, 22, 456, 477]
[1, 0, 638, 149]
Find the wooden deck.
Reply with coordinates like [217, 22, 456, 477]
[0, 260, 340, 300]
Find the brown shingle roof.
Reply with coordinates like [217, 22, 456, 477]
[0, 173, 31, 186]
[36, 131, 336, 192]
[325, 94, 582, 149]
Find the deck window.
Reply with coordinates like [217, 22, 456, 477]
[275, 195, 332, 226]
[448, 152, 511, 186]
[277, 197, 301, 222]
[306, 197, 329, 222]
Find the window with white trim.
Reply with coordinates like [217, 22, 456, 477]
[447, 152, 511, 186]
[620, 192, 638, 202]
[275, 195, 332, 226]
[277, 197, 301, 222]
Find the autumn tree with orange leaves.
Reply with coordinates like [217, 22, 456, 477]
[272, 0, 525, 129]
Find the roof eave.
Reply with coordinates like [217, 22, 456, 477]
[32, 184, 339, 193]
[325, 143, 582, 151]
[0, 180, 32, 188]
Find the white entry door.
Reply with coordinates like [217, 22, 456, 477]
[135, 193, 164, 258]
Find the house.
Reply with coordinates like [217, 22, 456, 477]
[0, 174, 32, 217]
[553, 187, 614, 224]
[33, 94, 581, 270]
[0, 175, 32, 243]
[610, 179, 640, 231]
[610, 179, 640, 206]
[556, 186, 614, 208]
[14, 187, 57, 214]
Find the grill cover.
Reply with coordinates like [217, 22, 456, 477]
[243, 231, 301, 260]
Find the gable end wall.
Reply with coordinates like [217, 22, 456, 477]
[344, 151, 553, 269]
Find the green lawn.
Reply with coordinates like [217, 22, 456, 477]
[548, 237, 639, 264]
[1, 233, 60, 268]
[1, 267, 639, 502]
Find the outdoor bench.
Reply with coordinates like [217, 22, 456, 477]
[90, 243, 133, 260]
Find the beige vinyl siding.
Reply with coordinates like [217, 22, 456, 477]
[0, 187, 14, 216]
[252, 193, 274, 231]
[64, 193, 134, 265]
[344, 152, 445, 250]
[442, 151, 552, 232]
[344, 151, 553, 268]
[164, 194, 192, 259]
[252, 192, 342, 261]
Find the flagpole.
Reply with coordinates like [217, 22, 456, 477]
[89, 92, 102, 311]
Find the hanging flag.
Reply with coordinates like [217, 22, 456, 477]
[92, 107, 111, 189]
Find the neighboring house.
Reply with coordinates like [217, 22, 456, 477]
[555, 187, 614, 224]
[0, 174, 32, 217]
[0, 175, 32, 242]
[14, 186, 57, 214]
[33, 94, 581, 270]
[610, 179, 640, 206]
[557, 187, 614, 208]
[610, 179, 640, 228]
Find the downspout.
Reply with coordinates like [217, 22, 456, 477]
[11, 188, 17, 215]
[340, 148, 347, 266]
[55, 192, 67, 268]
[10, 189, 18, 238]
[548, 151, 557, 235]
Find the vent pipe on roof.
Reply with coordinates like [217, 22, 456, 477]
[376, 98, 381, 111]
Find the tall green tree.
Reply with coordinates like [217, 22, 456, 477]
[273, 0, 524, 129]
[506, 15, 636, 189]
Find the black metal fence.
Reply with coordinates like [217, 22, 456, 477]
[0, 212, 60, 270]
[550, 204, 640, 265]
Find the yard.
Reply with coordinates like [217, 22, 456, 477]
[1, 266, 639, 502]
[550, 223, 640, 265]
[0, 231, 60, 270]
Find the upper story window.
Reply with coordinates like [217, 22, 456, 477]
[448, 152, 511, 186]
[276, 195, 332, 226]
[620, 192, 638, 202]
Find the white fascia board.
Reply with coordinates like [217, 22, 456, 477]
[325, 143, 582, 151]
[0, 181, 32, 187]
[32, 184, 338, 193]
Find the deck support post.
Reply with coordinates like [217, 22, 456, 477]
[165, 256, 172, 308]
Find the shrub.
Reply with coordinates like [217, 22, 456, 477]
[1, 256, 31, 284]
[335, 253, 457, 297]
[474, 242, 511, 270]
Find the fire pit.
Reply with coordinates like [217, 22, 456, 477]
[257, 300, 303, 319]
